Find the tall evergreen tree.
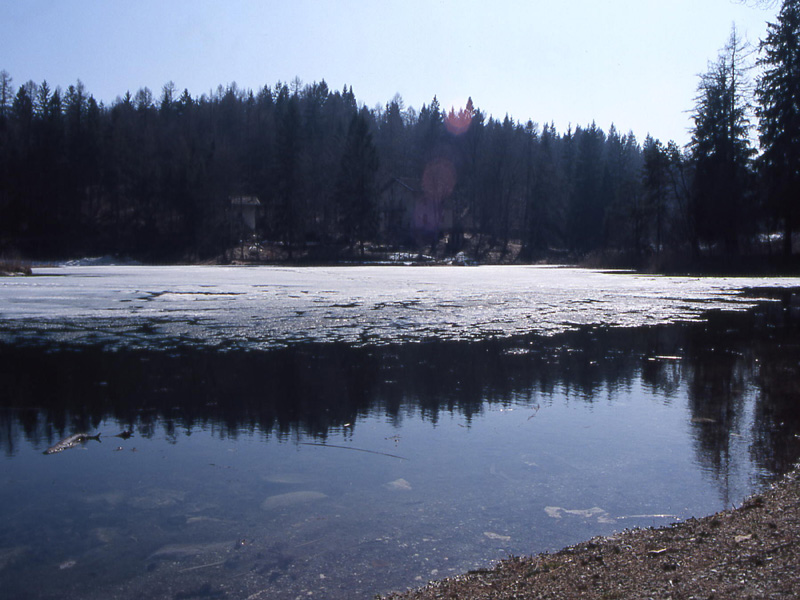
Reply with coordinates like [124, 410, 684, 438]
[460, 104, 485, 248]
[275, 87, 302, 258]
[518, 119, 541, 260]
[567, 122, 607, 254]
[0, 70, 13, 123]
[689, 27, 755, 255]
[643, 135, 671, 256]
[531, 122, 567, 252]
[757, 0, 800, 256]
[415, 96, 445, 170]
[336, 109, 379, 255]
[604, 129, 646, 257]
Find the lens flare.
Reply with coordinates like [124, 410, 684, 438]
[444, 99, 475, 136]
[415, 158, 456, 233]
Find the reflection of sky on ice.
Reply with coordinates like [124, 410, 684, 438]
[1, 265, 797, 349]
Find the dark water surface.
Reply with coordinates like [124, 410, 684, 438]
[2, 267, 800, 599]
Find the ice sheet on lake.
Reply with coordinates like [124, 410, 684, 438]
[545, 506, 616, 524]
[0, 265, 797, 350]
[385, 478, 412, 491]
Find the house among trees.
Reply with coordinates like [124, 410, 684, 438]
[229, 196, 261, 259]
[379, 178, 418, 245]
[379, 177, 456, 247]
[229, 196, 261, 233]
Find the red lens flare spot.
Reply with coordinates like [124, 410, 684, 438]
[415, 158, 457, 233]
[444, 99, 475, 136]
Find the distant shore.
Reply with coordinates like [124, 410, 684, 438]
[384, 464, 800, 599]
[0, 257, 31, 276]
[13, 246, 800, 277]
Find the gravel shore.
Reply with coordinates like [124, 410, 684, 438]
[385, 465, 800, 599]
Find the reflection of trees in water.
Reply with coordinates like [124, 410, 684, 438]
[750, 290, 800, 477]
[2, 295, 800, 483]
[684, 312, 755, 505]
[682, 294, 800, 490]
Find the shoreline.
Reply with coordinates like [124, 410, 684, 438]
[6, 244, 800, 276]
[384, 465, 800, 599]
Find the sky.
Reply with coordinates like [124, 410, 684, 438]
[0, 0, 781, 146]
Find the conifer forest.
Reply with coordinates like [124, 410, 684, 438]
[1, 1, 799, 269]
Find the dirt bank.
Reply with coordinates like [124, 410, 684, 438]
[385, 465, 800, 599]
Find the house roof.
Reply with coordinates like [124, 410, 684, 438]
[230, 196, 261, 206]
[381, 177, 420, 194]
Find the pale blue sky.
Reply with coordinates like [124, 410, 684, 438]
[0, 0, 779, 145]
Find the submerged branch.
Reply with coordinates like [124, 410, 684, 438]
[300, 442, 408, 461]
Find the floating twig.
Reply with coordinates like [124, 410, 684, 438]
[179, 560, 226, 572]
[295, 536, 325, 548]
[299, 442, 408, 461]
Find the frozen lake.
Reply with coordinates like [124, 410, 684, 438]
[1, 266, 800, 599]
[1, 264, 799, 348]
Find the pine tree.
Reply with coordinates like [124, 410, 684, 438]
[757, 0, 800, 255]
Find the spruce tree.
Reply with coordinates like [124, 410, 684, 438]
[643, 136, 671, 256]
[689, 27, 754, 255]
[335, 110, 379, 256]
[0, 70, 12, 123]
[756, 0, 800, 256]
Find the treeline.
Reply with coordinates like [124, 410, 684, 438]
[1, 1, 798, 265]
[0, 75, 645, 262]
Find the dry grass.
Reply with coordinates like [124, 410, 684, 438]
[0, 255, 32, 276]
